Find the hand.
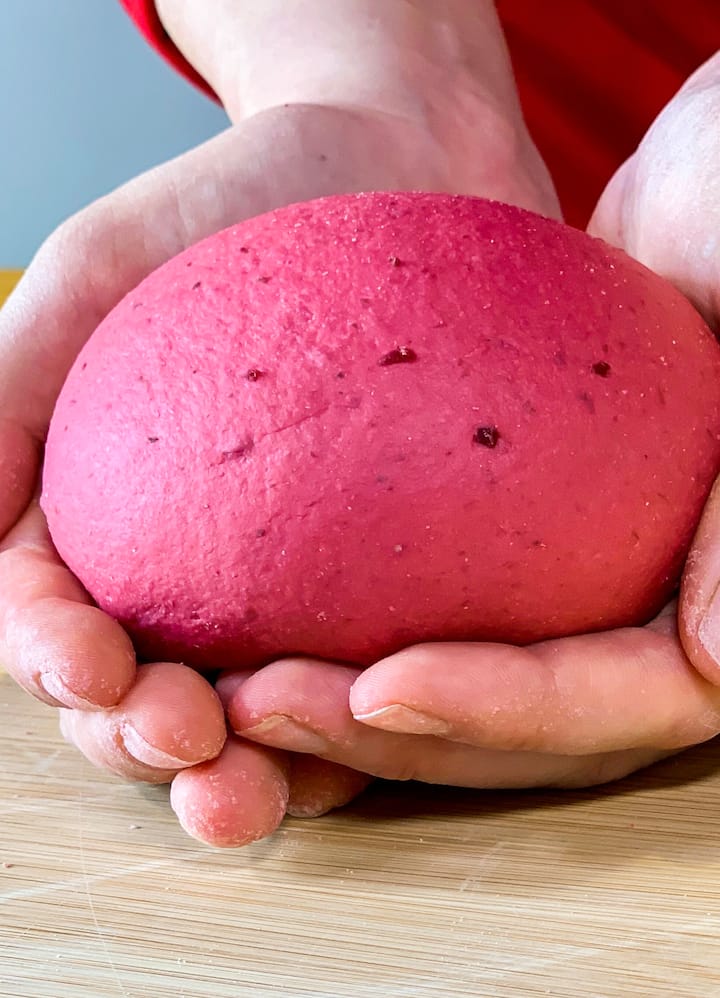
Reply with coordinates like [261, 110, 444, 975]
[228, 54, 720, 792]
[0, 0, 555, 845]
[587, 52, 720, 683]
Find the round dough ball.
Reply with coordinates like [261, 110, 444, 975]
[42, 193, 720, 668]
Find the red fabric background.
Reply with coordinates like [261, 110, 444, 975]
[120, 0, 719, 226]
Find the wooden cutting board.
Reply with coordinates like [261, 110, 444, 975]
[3, 675, 720, 998]
[3, 269, 720, 995]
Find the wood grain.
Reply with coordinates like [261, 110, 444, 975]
[3, 676, 720, 997]
[3, 268, 720, 995]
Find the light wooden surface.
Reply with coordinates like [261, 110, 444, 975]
[3, 675, 720, 998]
[3, 270, 720, 996]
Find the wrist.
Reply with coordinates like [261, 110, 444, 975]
[155, 0, 559, 219]
[155, 0, 522, 128]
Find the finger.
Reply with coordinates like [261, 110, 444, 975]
[0, 502, 136, 708]
[226, 658, 669, 789]
[59, 662, 226, 783]
[588, 51, 720, 328]
[348, 605, 720, 754]
[215, 668, 258, 709]
[286, 756, 373, 818]
[171, 736, 289, 848]
[0, 418, 41, 541]
[216, 668, 372, 816]
[59, 709, 177, 785]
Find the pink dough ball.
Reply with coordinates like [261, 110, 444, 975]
[42, 193, 720, 669]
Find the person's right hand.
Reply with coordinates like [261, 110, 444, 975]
[0, 0, 556, 845]
[226, 51, 720, 802]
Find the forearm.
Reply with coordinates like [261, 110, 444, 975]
[155, 0, 524, 130]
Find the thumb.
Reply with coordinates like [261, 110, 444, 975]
[681, 479, 720, 684]
[588, 52, 720, 330]
[587, 52, 720, 682]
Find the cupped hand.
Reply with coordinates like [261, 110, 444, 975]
[0, 72, 555, 845]
[587, 52, 720, 684]
[232, 54, 720, 793]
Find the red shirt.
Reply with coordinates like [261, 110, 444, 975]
[120, 0, 719, 227]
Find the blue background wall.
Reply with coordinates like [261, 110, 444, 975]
[0, 0, 227, 265]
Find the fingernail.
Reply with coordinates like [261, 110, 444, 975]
[698, 593, 720, 677]
[353, 704, 450, 736]
[240, 715, 330, 754]
[40, 672, 97, 710]
[120, 722, 192, 770]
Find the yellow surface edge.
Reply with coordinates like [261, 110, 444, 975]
[0, 269, 23, 305]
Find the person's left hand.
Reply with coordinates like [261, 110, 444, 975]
[225, 53, 720, 792]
